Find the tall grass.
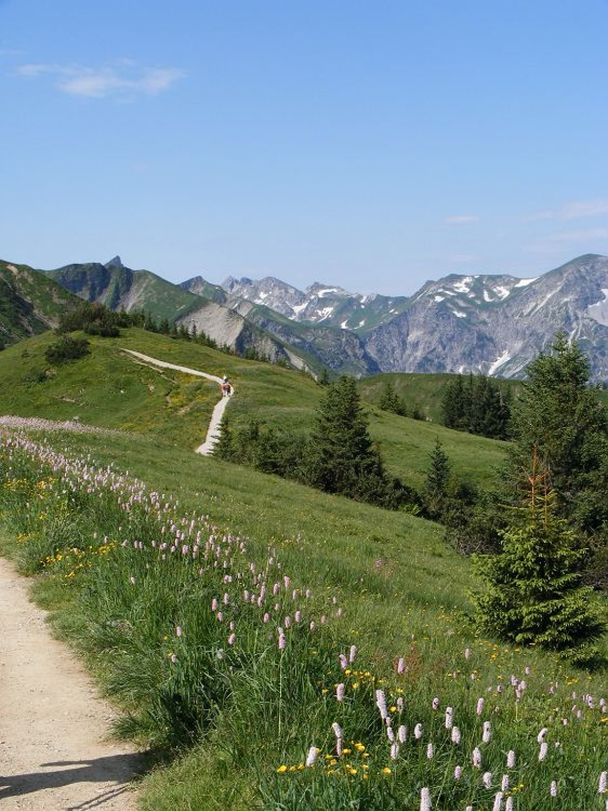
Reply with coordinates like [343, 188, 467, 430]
[0, 426, 607, 810]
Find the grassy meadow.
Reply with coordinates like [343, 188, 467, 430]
[0, 330, 606, 809]
[0, 328, 508, 489]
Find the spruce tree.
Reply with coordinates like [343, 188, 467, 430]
[508, 333, 608, 527]
[424, 439, 451, 520]
[379, 380, 407, 416]
[473, 459, 605, 666]
[307, 376, 393, 505]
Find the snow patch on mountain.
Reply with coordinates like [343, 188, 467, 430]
[487, 350, 511, 375]
[587, 289, 608, 326]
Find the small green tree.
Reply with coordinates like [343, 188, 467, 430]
[473, 457, 606, 667]
[424, 439, 451, 520]
[318, 367, 330, 386]
[378, 380, 407, 416]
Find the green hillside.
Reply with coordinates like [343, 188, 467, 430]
[359, 371, 522, 423]
[0, 328, 509, 489]
[1, 412, 606, 810]
[0, 259, 80, 345]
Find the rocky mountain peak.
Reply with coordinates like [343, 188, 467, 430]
[104, 256, 124, 270]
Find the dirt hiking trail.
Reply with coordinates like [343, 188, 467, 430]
[121, 348, 233, 455]
[0, 557, 142, 810]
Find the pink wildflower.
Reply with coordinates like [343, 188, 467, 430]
[305, 746, 319, 767]
[420, 787, 431, 811]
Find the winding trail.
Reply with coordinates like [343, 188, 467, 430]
[0, 557, 142, 810]
[120, 349, 233, 456]
[0, 349, 231, 808]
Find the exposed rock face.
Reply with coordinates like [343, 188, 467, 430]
[364, 255, 608, 380]
[218, 276, 408, 333]
[176, 300, 304, 369]
[241, 304, 380, 376]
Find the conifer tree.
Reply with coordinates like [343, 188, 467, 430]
[379, 380, 407, 416]
[424, 438, 451, 520]
[508, 332, 608, 527]
[474, 454, 606, 667]
[307, 376, 393, 505]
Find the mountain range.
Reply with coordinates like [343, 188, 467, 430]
[3, 252, 608, 380]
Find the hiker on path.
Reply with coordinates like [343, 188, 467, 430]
[221, 375, 233, 397]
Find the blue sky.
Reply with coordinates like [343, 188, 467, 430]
[2, 0, 608, 294]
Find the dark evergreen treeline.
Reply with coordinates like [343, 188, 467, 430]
[441, 374, 512, 439]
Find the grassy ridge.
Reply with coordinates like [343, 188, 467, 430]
[0, 328, 509, 488]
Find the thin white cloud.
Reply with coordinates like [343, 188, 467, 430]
[15, 62, 185, 98]
[526, 227, 608, 255]
[528, 200, 608, 222]
[545, 227, 608, 243]
[444, 215, 479, 225]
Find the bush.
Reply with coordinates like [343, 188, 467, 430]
[45, 335, 91, 364]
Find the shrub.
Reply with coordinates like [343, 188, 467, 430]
[45, 335, 91, 364]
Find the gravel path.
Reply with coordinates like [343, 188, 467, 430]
[0, 557, 142, 810]
[121, 348, 233, 455]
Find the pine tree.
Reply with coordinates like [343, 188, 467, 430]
[508, 333, 608, 526]
[318, 368, 330, 386]
[424, 439, 451, 520]
[306, 376, 393, 505]
[473, 456, 606, 667]
[379, 381, 407, 416]
[442, 376, 467, 430]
